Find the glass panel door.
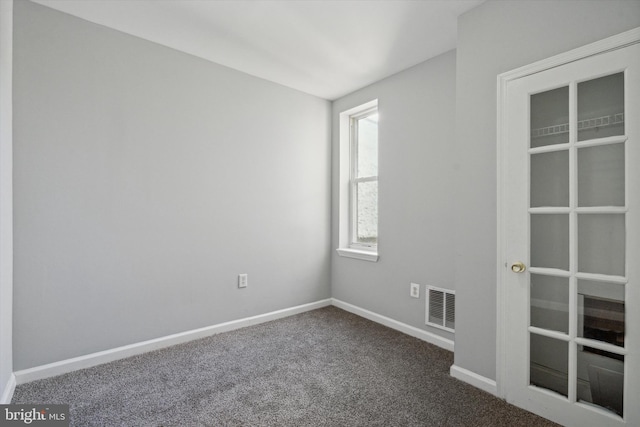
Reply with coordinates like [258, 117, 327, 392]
[528, 72, 627, 418]
[502, 37, 639, 427]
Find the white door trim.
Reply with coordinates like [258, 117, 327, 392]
[496, 27, 640, 400]
[0, 0, 14, 406]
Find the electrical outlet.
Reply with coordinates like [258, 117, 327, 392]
[410, 282, 420, 298]
[238, 274, 248, 288]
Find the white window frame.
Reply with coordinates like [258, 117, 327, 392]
[349, 107, 378, 250]
[336, 100, 379, 262]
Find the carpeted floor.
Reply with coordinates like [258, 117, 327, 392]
[12, 306, 558, 426]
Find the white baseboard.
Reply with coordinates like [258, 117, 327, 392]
[450, 364, 498, 396]
[13, 298, 457, 386]
[1, 373, 16, 404]
[331, 298, 454, 352]
[14, 299, 332, 385]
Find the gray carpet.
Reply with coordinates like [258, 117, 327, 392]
[12, 307, 558, 426]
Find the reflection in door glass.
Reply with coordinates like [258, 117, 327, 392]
[531, 214, 569, 270]
[577, 346, 624, 417]
[530, 334, 568, 397]
[578, 214, 625, 276]
[531, 274, 569, 333]
[531, 150, 570, 208]
[578, 280, 625, 347]
[578, 73, 624, 141]
[578, 143, 625, 207]
[531, 87, 570, 148]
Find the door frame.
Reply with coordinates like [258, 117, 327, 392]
[496, 26, 640, 416]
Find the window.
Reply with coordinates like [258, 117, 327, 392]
[337, 100, 379, 262]
[350, 109, 378, 247]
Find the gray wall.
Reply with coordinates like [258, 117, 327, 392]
[13, 0, 331, 370]
[454, 0, 640, 380]
[11, 0, 640, 383]
[0, 0, 14, 400]
[331, 51, 456, 341]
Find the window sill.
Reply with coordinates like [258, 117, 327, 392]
[336, 248, 379, 262]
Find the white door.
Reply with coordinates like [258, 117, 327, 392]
[501, 40, 640, 426]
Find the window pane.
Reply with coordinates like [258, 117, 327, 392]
[530, 274, 569, 333]
[531, 214, 569, 270]
[530, 334, 568, 397]
[577, 346, 624, 417]
[356, 114, 378, 178]
[578, 280, 624, 347]
[578, 214, 625, 276]
[531, 150, 570, 207]
[578, 73, 624, 141]
[530, 86, 569, 148]
[356, 180, 378, 244]
[578, 143, 625, 207]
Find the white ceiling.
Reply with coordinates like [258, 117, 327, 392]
[32, 0, 484, 100]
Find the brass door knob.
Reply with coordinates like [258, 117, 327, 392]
[511, 262, 526, 273]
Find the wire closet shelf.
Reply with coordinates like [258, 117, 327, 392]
[531, 113, 624, 138]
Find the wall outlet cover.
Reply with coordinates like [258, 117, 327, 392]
[410, 282, 420, 298]
[238, 274, 248, 288]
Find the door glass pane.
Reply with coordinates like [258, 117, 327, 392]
[356, 180, 378, 244]
[531, 86, 570, 148]
[531, 150, 570, 207]
[578, 73, 624, 141]
[356, 114, 378, 178]
[577, 346, 624, 417]
[530, 334, 568, 397]
[531, 214, 569, 270]
[578, 280, 624, 347]
[531, 274, 569, 333]
[578, 143, 625, 207]
[578, 214, 625, 276]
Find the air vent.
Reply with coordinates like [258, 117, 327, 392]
[426, 286, 455, 332]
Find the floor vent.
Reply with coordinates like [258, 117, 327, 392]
[426, 286, 455, 332]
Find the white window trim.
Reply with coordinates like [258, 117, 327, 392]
[349, 107, 378, 252]
[336, 247, 379, 262]
[337, 99, 379, 262]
